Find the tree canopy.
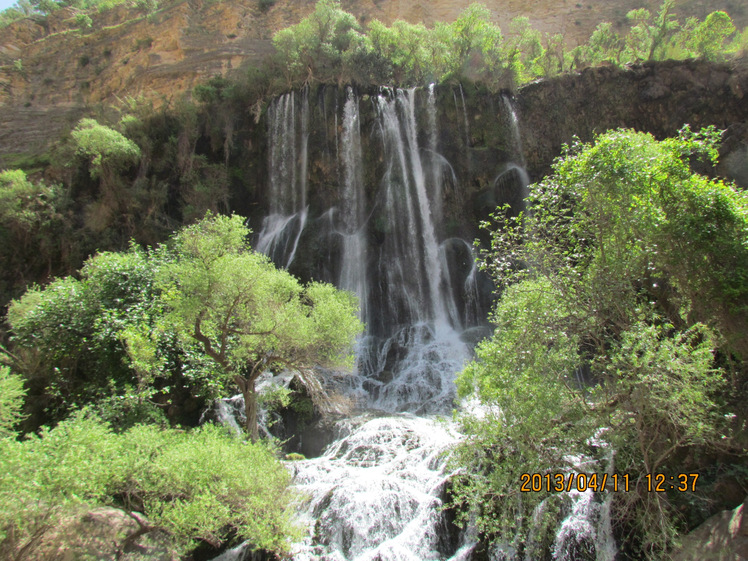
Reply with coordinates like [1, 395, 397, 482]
[264, 0, 743, 91]
[157, 213, 363, 440]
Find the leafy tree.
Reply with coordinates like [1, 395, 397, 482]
[6, 246, 175, 426]
[0, 169, 71, 305]
[586, 22, 623, 65]
[157, 214, 362, 441]
[452, 128, 746, 558]
[538, 32, 565, 77]
[687, 11, 736, 60]
[505, 16, 543, 83]
[75, 12, 92, 29]
[625, 0, 680, 61]
[7, 214, 361, 435]
[71, 118, 141, 179]
[271, 0, 362, 85]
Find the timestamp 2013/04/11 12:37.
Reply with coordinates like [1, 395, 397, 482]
[519, 472, 700, 493]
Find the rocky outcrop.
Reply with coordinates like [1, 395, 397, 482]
[0, 0, 745, 163]
[517, 57, 748, 187]
[672, 498, 748, 561]
[18, 507, 173, 561]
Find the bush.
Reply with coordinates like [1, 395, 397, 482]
[0, 414, 298, 559]
[0, 367, 26, 438]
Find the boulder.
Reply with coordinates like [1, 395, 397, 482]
[672, 498, 748, 561]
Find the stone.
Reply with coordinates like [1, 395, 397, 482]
[671, 498, 748, 561]
[26, 506, 174, 561]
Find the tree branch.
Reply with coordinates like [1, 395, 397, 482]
[192, 312, 227, 369]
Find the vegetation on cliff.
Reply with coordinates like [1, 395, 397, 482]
[0, 0, 160, 29]
[0, 1, 745, 559]
[254, 0, 747, 92]
[451, 127, 748, 559]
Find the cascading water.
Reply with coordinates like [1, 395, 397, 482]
[291, 415, 460, 561]
[241, 86, 481, 560]
[338, 87, 368, 322]
[255, 90, 310, 268]
[212, 85, 613, 560]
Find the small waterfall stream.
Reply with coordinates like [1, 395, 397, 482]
[212, 86, 615, 560]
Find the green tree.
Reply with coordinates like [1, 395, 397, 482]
[71, 118, 141, 179]
[6, 246, 176, 426]
[625, 0, 680, 61]
[271, 0, 362, 86]
[452, 128, 746, 558]
[0, 169, 71, 306]
[157, 214, 362, 441]
[586, 22, 623, 65]
[7, 214, 362, 434]
[505, 16, 543, 83]
[687, 11, 736, 60]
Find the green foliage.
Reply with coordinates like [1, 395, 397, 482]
[0, 0, 158, 29]
[0, 414, 297, 558]
[263, 0, 740, 92]
[0, 367, 26, 438]
[624, 0, 680, 61]
[7, 214, 362, 435]
[687, 11, 736, 60]
[75, 12, 92, 29]
[453, 128, 746, 558]
[0, 169, 71, 304]
[71, 118, 141, 178]
[586, 22, 623, 65]
[272, 2, 516, 89]
[0, 5, 30, 29]
[0, 169, 54, 229]
[157, 213, 363, 439]
[6, 246, 177, 425]
[270, 0, 356, 85]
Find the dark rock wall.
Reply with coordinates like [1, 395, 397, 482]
[517, 58, 748, 187]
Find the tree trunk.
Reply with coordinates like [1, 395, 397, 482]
[242, 379, 259, 442]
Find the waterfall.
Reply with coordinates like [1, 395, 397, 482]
[255, 90, 310, 268]
[292, 415, 460, 561]
[339, 87, 368, 322]
[496, 96, 530, 210]
[213, 85, 610, 561]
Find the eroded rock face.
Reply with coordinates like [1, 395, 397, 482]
[517, 58, 748, 188]
[1, 0, 746, 162]
[671, 498, 748, 561]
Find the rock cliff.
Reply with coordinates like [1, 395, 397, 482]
[0, 0, 745, 162]
[518, 57, 748, 186]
